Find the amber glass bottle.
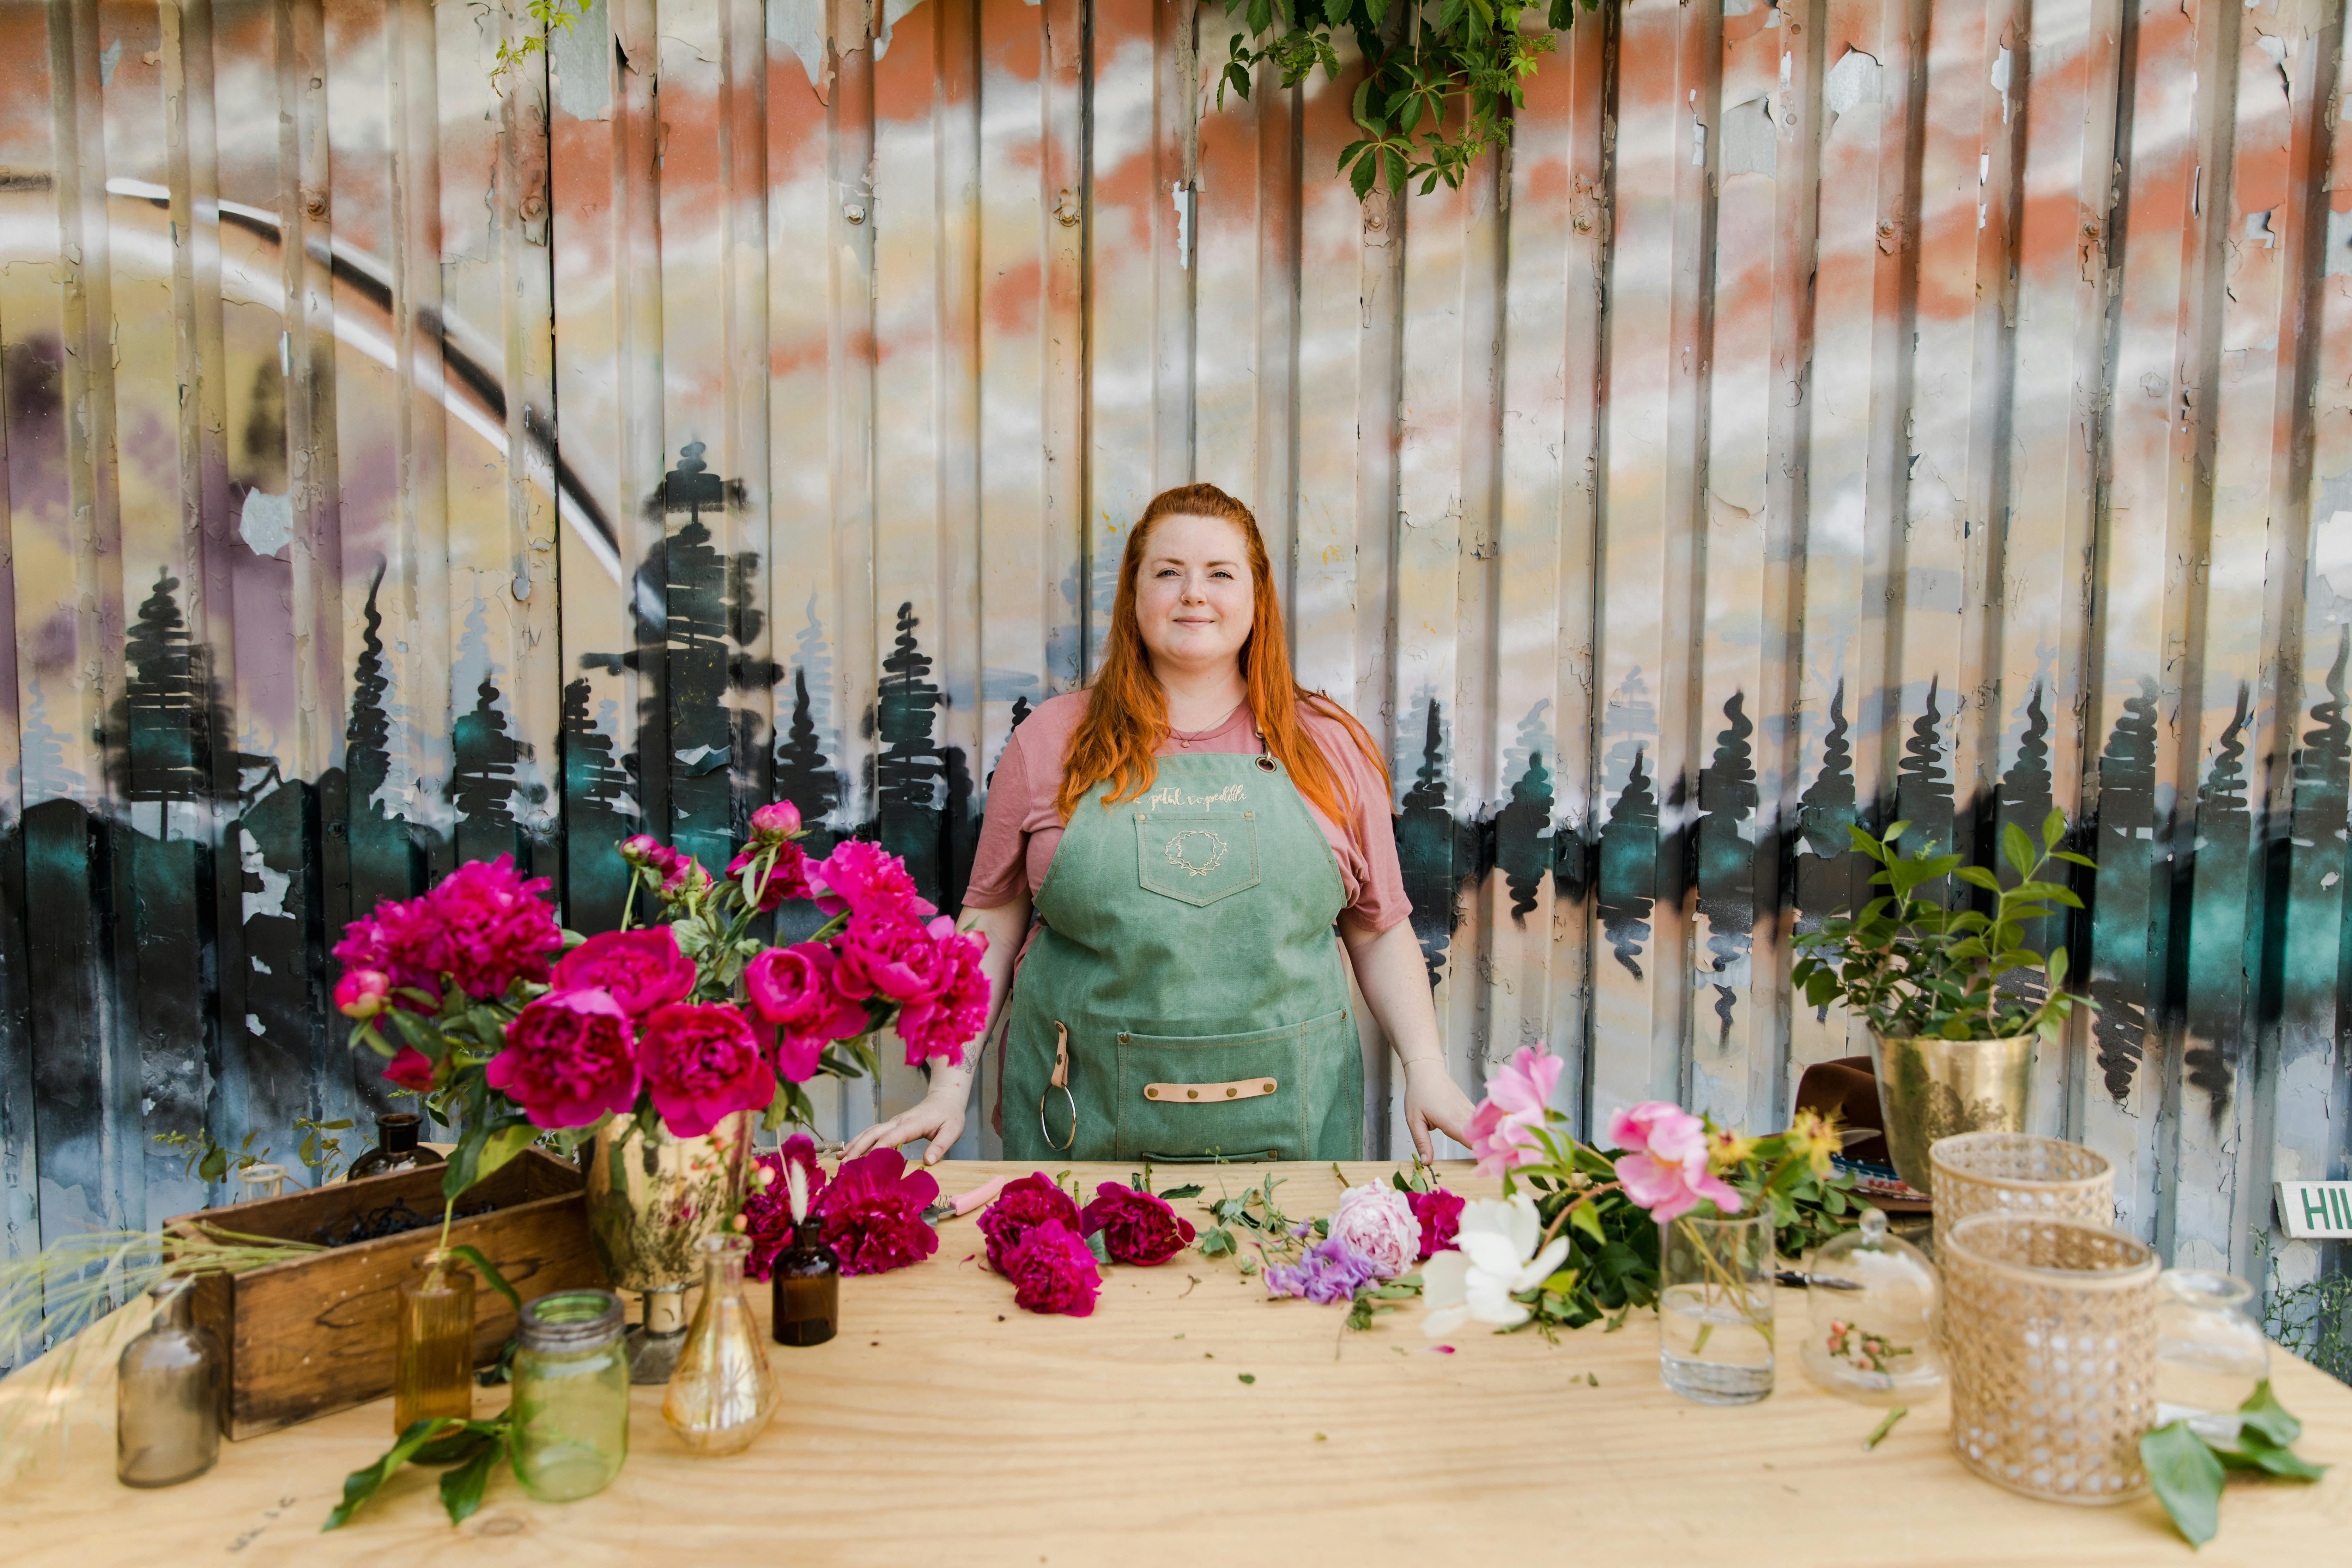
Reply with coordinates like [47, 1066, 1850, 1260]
[393, 1249, 475, 1435]
[772, 1218, 838, 1347]
[348, 1112, 445, 1180]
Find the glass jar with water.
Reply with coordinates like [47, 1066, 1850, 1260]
[510, 1289, 630, 1501]
[1658, 1210, 1775, 1404]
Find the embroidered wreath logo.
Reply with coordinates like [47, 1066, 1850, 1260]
[1163, 829, 1228, 879]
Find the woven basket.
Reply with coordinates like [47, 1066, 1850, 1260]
[1941, 1214, 2159, 1503]
[1929, 1132, 2114, 1260]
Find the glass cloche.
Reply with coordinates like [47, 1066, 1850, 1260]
[1800, 1207, 1943, 1403]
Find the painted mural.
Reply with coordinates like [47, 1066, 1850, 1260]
[3, 0, 2351, 1369]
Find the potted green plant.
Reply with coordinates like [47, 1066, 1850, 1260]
[1790, 810, 2095, 1196]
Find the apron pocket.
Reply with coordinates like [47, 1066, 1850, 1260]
[1134, 810, 1260, 907]
[1112, 1009, 1348, 1162]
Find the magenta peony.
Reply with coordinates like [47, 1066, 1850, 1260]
[741, 1133, 829, 1281]
[830, 912, 937, 1005]
[331, 898, 444, 1000]
[638, 1002, 776, 1138]
[727, 837, 815, 912]
[811, 839, 935, 925]
[814, 1148, 940, 1275]
[1080, 1182, 1195, 1266]
[1326, 1181, 1420, 1280]
[412, 856, 563, 999]
[1001, 1219, 1101, 1316]
[1607, 1100, 1744, 1223]
[551, 928, 696, 1018]
[977, 1173, 1083, 1273]
[747, 800, 804, 842]
[621, 835, 704, 892]
[743, 942, 871, 1082]
[891, 920, 991, 1067]
[335, 968, 392, 1019]
[1466, 1045, 1564, 1176]
[1406, 1187, 1465, 1260]
[485, 989, 641, 1128]
[382, 1046, 436, 1093]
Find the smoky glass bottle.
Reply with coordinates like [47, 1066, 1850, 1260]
[772, 1218, 839, 1347]
[347, 1112, 445, 1180]
[510, 1289, 630, 1502]
[116, 1277, 221, 1488]
[393, 1249, 476, 1435]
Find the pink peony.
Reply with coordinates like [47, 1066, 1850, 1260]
[814, 1148, 940, 1275]
[332, 899, 444, 1000]
[1607, 1100, 1745, 1223]
[335, 969, 392, 1019]
[638, 1003, 776, 1137]
[891, 920, 991, 1067]
[622, 835, 704, 892]
[747, 801, 804, 842]
[1406, 1187, 1465, 1260]
[811, 839, 935, 925]
[1466, 1045, 1565, 1176]
[727, 837, 815, 912]
[413, 856, 563, 1000]
[1080, 1183, 1196, 1266]
[976, 1173, 1082, 1274]
[551, 928, 697, 1018]
[743, 943, 871, 1082]
[830, 912, 937, 1005]
[486, 989, 641, 1128]
[382, 1047, 436, 1093]
[1326, 1181, 1420, 1280]
[1001, 1219, 1101, 1317]
[741, 1133, 829, 1281]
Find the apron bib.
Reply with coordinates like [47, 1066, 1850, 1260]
[1000, 747, 1361, 1162]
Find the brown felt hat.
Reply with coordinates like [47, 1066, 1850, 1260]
[1793, 1054, 1931, 1213]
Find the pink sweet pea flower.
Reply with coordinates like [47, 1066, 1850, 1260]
[1607, 1100, 1745, 1222]
[1466, 1046, 1564, 1176]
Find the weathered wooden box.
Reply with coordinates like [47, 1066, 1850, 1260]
[166, 1149, 606, 1440]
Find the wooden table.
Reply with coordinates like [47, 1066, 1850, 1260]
[6, 1161, 2349, 1565]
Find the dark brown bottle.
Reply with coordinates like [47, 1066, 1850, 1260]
[771, 1219, 838, 1346]
[347, 1112, 445, 1180]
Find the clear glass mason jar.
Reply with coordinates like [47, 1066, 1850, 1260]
[510, 1289, 630, 1502]
[1657, 1211, 1776, 1405]
[116, 1277, 221, 1488]
[2155, 1268, 2269, 1440]
[394, 1249, 476, 1435]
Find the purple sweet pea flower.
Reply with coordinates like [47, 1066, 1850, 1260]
[1263, 1237, 1384, 1306]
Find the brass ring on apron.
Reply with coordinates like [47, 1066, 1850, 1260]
[1039, 1083, 1077, 1151]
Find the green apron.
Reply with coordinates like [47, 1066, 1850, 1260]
[1000, 745, 1362, 1162]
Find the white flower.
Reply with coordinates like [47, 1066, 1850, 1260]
[1326, 1181, 1420, 1280]
[1421, 1191, 1569, 1337]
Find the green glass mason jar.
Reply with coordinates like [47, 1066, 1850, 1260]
[509, 1289, 630, 1502]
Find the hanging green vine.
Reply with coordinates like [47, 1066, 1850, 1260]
[489, 0, 593, 95]
[1216, 0, 1604, 200]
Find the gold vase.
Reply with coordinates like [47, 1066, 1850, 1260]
[583, 1111, 752, 1383]
[1866, 1031, 2035, 1198]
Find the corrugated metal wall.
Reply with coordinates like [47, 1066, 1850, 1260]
[4, 0, 2350, 1350]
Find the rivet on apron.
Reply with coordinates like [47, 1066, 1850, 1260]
[1146, 1086, 1158, 1099]
[1261, 1081, 1274, 1093]
[1187, 1089, 1199, 1100]
[1118, 1031, 1130, 1042]
[1225, 1087, 1237, 1098]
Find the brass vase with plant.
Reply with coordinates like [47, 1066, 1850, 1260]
[1790, 810, 2095, 1197]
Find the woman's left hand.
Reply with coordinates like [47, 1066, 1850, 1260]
[1402, 1058, 1478, 1163]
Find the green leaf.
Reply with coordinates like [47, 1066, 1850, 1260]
[1085, 1229, 1113, 1266]
[2051, 849, 2097, 868]
[2234, 1380, 2301, 1449]
[438, 1431, 503, 1525]
[2139, 1421, 2224, 1548]
[448, 1245, 524, 1316]
[1226, 60, 1252, 101]
[2002, 821, 2036, 879]
[2041, 807, 2066, 850]
[1348, 148, 1378, 201]
[1569, 1202, 1606, 1244]
[324, 1417, 466, 1530]
[1955, 866, 2002, 892]
[1158, 1183, 1203, 1201]
[1364, 0, 1389, 23]
[2216, 1433, 2328, 1480]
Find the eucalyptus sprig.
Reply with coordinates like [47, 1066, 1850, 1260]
[1791, 809, 2095, 1043]
[1216, 0, 1604, 200]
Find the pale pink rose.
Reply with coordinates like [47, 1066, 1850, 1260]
[1466, 1045, 1564, 1176]
[1326, 1181, 1421, 1281]
[1607, 1100, 1745, 1222]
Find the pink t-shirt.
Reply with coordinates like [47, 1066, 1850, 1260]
[963, 692, 1411, 933]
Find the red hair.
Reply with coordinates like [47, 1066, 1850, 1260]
[1057, 484, 1389, 847]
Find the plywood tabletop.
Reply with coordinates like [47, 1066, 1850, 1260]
[5, 1161, 2348, 1566]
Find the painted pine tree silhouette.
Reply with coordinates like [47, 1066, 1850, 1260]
[1895, 676, 1954, 861]
[343, 563, 420, 903]
[774, 666, 842, 834]
[114, 567, 218, 803]
[875, 601, 956, 906]
[1596, 749, 1658, 981]
[2089, 677, 2163, 1102]
[1793, 682, 1859, 951]
[1394, 698, 1459, 981]
[2182, 683, 2253, 1118]
[449, 670, 537, 862]
[2279, 629, 2352, 1057]
[1696, 692, 1758, 1043]
[561, 677, 637, 926]
[1492, 706, 1555, 924]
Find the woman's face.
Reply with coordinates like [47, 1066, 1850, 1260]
[1133, 512, 1255, 675]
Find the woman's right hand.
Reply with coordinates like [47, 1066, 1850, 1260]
[841, 1083, 969, 1167]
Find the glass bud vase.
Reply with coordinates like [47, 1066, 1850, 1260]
[394, 1249, 476, 1436]
[347, 1112, 445, 1180]
[662, 1234, 775, 1455]
[511, 1290, 631, 1502]
[116, 1277, 221, 1488]
[2156, 1269, 2269, 1440]
[772, 1217, 839, 1347]
[1657, 1210, 1775, 1405]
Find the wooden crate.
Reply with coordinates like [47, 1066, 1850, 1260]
[167, 1148, 607, 1440]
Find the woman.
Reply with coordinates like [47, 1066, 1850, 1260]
[845, 484, 1477, 1166]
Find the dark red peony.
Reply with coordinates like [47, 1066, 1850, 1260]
[1001, 1219, 1101, 1317]
[976, 1173, 1083, 1274]
[485, 989, 641, 1127]
[551, 927, 698, 1018]
[810, 839, 936, 925]
[813, 1148, 940, 1276]
[1406, 1187, 1465, 1260]
[638, 1002, 775, 1137]
[412, 855, 563, 999]
[726, 837, 816, 913]
[744, 942, 871, 1082]
[1080, 1182, 1196, 1266]
[382, 1046, 436, 1093]
[741, 1133, 829, 1281]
